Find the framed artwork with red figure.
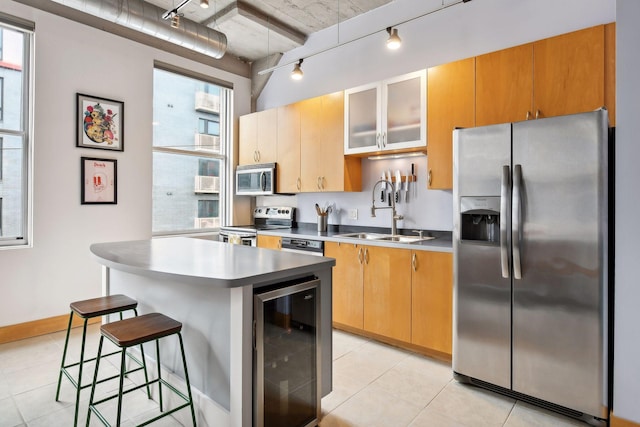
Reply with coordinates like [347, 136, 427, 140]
[81, 157, 117, 204]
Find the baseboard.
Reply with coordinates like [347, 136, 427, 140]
[0, 314, 101, 344]
[611, 413, 640, 427]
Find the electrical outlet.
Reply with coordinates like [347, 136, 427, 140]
[348, 208, 358, 220]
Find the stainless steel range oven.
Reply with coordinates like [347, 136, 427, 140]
[219, 206, 295, 246]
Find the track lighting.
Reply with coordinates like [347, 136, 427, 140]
[291, 59, 304, 80]
[386, 27, 401, 50]
[171, 14, 180, 28]
[200, 0, 209, 8]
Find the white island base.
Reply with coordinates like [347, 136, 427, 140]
[91, 237, 335, 427]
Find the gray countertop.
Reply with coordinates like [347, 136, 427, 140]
[258, 224, 453, 253]
[91, 237, 336, 288]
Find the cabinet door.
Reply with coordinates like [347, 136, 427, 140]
[344, 82, 380, 154]
[411, 251, 453, 355]
[533, 25, 604, 119]
[257, 235, 281, 250]
[239, 112, 258, 165]
[476, 44, 534, 126]
[383, 70, 426, 150]
[363, 246, 412, 342]
[299, 96, 323, 192]
[427, 58, 475, 190]
[605, 23, 616, 126]
[256, 109, 278, 163]
[325, 242, 364, 329]
[276, 103, 301, 193]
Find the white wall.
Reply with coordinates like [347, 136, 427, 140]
[0, 1, 251, 327]
[614, 1, 640, 423]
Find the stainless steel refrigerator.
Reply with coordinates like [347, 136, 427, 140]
[452, 109, 609, 425]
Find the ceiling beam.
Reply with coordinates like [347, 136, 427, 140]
[205, 0, 307, 48]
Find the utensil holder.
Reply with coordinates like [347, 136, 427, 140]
[317, 214, 327, 232]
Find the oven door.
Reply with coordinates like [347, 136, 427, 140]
[236, 163, 275, 196]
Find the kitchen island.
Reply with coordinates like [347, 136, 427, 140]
[90, 237, 335, 427]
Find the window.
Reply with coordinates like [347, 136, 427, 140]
[152, 65, 230, 234]
[0, 16, 33, 248]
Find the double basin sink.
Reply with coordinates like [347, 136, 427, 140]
[336, 232, 435, 244]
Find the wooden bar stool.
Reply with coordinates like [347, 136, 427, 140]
[55, 294, 151, 427]
[87, 312, 197, 426]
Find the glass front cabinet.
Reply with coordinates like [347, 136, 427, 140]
[344, 70, 426, 155]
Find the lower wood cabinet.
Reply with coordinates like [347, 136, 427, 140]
[325, 241, 363, 329]
[257, 235, 281, 250]
[327, 241, 453, 356]
[411, 251, 453, 355]
[363, 246, 412, 342]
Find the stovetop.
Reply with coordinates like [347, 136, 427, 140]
[219, 206, 295, 235]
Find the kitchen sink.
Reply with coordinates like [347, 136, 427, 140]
[336, 233, 435, 244]
[377, 235, 436, 243]
[336, 232, 388, 240]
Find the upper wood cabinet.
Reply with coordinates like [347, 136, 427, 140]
[326, 241, 364, 330]
[239, 109, 277, 165]
[411, 251, 453, 355]
[426, 57, 475, 190]
[605, 22, 616, 126]
[476, 25, 607, 126]
[344, 70, 426, 156]
[300, 92, 362, 192]
[276, 103, 301, 193]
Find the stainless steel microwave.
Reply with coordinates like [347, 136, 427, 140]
[235, 163, 276, 196]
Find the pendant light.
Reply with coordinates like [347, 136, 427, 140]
[200, 0, 209, 8]
[291, 59, 304, 80]
[386, 27, 401, 50]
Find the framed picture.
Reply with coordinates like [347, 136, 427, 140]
[76, 93, 124, 151]
[81, 157, 117, 204]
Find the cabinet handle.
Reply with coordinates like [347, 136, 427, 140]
[526, 111, 531, 120]
[382, 132, 387, 148]
[376, 133, 381, 149]
[364, 248, 369, 264]
[296, 177, 301, 191]
[316, 176, 321, 190]
[278, 239, 282, 249]
[321, 176, 325, 190]
[357, 247, 363, 264]
[412, 253, 417, 271]
[256, 150, 261, 162]
[428, 169, 432, 186]
[535, 110, 540, 120]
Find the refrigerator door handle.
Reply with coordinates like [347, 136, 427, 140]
[500, 165, 510, 278]
[512, 164, 523, 280]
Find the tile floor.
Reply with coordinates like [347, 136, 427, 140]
[0, 324, 589, 426]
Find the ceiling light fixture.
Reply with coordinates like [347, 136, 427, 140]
[257, 0, 472, 77]
[200, 0, 209, 8]
[291, 59, 304, 80]
[386, 27, 401, 50]
[171, 14, 180, 28]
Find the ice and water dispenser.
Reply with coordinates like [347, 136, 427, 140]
[459, 197, 501, 244]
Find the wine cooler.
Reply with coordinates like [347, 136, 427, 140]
[254, 276, 321, 427]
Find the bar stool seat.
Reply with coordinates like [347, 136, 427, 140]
[55, 294, 150, 427]
[87, 313, 197, 426]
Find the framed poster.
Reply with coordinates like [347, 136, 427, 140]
[76, 93, 124, 151]
[81, 157, 117, 204]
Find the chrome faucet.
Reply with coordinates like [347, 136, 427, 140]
[371, 179, 403, 235]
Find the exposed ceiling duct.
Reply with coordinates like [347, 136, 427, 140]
[51, 0, 227, 59]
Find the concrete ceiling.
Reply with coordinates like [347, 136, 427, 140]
[145, 0, 394, 62]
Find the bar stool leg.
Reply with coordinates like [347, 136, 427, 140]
[86, 335, 104, 427]
[156, 339, 164, 412]
[178, 333, 198, 427]
[72, 319, 89, 427]
[134, 308, 152, 399]
[55, 311, 74, 401]
[116, 347, 127, 427]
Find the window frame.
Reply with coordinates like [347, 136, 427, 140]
[0, 15, 33, 249]
[151, 63, 231, 236]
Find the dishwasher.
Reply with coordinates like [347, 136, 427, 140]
[279, 237, 324, 256]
